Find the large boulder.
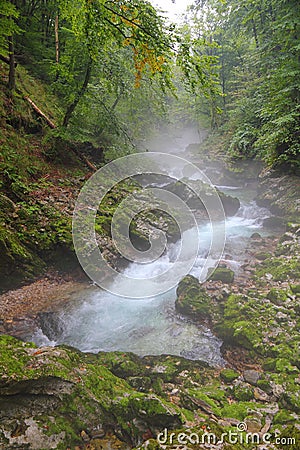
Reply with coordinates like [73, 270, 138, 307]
[0, 336, 182, 449]
[217, 189, 240, 216]
[175, 275, 211, 319]
[208, 267, 235, 284]
[165, 179, 240, 217]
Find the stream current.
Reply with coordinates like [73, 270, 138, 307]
[32, 127, 272, 365]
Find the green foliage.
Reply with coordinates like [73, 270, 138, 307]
[0, 1, 21, 57]
[5, 0, 223, 153]
[189, 0, 300, 169]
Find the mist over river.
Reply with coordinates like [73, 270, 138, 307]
[32, 126, 274, 365]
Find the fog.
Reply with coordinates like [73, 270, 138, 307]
[144, 124, 208, 155]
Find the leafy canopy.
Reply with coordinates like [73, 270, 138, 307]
[0, 1, 21, 57]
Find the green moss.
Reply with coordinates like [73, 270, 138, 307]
[96, 351, 144, 378]
[232, 385, 254, 401]
[220, 368, 240, 383]
[39, 415, 78, 443]
[208, 267, 235, 283]
[0, 335, 36, 379]
[256, 256, 300, 282]
[256, 379, 272, 394]
[275, 358, 299, 374]
[274, 425, 300, 449]
[279, 388, 300, 413]
[181, 408, 195, 422]
[215, 294, 265, 351]
[186, 389, 222, 416]
[175, 275, 211, 318]
[0, 336, 184, 447]
[0, 224, 31, 260]
[290, 284, 300, 294]
[232, 320, 262, 350]
[273, 410, 295, 425]
[220, 401, 264, 421]
[267, 288, 288, 305]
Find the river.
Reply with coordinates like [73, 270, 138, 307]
[31, 126, 273, 366]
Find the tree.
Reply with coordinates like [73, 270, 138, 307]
[0, 0, 20, 91]
[189, 0, 300, 169]
[56, 0, 174, 128]
[3, 0, 224, 151]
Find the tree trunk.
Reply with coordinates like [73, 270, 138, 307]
[54, 14, 60, 80]
[55, 14, 59, 65]
[8, 35, 15, 91]
[62, 59, 92, 127]
[24, 96, 56, 128]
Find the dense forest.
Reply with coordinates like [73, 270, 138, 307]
[0, 1, 300, 450]
[1, 0, 299, 167]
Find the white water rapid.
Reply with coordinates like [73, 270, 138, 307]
[31, 127, 273, 365]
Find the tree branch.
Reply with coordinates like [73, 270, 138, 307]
[103, 4, 168, 47]
[62, 58, 93, 127]
[24, 96, 56, 128]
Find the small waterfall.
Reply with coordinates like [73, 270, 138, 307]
[227, 201, 271, 231]
[31, 197, 271, 362]
[30, 132, 276, 364]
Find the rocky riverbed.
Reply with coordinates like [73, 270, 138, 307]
[1, 221, 299, 449]
[0, 150, 299, 449]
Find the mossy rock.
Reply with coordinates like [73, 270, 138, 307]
[255, 251, 270, 261]
[145, 354, 211, 381]
[279, 391, 300, 413]
[208, 267, 234, 283]
[0, 224, 45, 290]
[0, 336, 182, 448]
[275, 425, 300, 449]
[251, 232, 262, 239]
[232, 385, 254, 401]
[220, 368, 240, 383]
[220, 400, 265, 422]
[290, 284, 300, 294]
[127, 376, 152, 391]
[217, 189, 240, 216]
[96, 351, 145, 378]
[214, 295, 263, 351]
[267, 288, 288, 305]
[263, 216, 285, 229]
[256, 256, 300, 281]
[256, 379, 273, 394]
[275, 358, 299, 374]
[164, 179, 240, 217]
[175, 275, 211, 318]
[273, 410, 295, 425]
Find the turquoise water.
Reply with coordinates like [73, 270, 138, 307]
[32, 129, 272, 364]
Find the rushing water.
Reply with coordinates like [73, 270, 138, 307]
[31, 128, 273, 365]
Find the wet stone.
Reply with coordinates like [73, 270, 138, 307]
[243, 370, 261, 385]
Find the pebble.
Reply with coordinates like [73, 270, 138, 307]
[254, 387, 269, 402]
[80, 430, 90, 442]
[245, 418, 262, 433]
